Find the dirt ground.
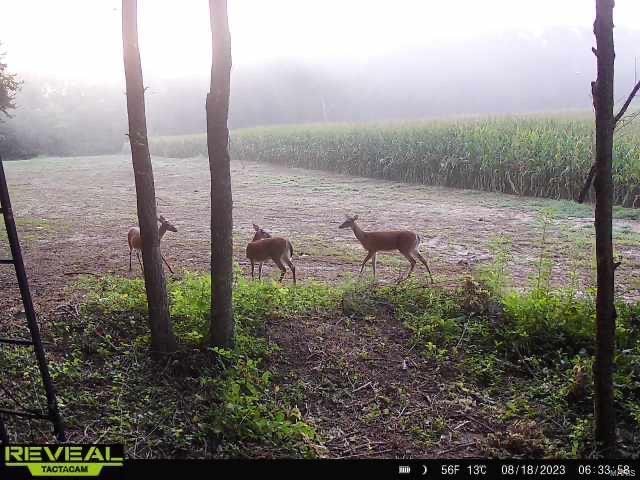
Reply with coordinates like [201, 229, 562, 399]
[266, 307, 498, 458]
[1, 154, 638, 316]
[1, 155, 639, 455]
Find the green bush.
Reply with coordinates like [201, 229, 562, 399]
[69, 272, 332, 456]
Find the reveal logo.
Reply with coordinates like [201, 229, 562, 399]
[4, 445, 123, 477]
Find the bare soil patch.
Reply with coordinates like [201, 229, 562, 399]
[266, 307, 499, 458]
[1, 154, 637, 321]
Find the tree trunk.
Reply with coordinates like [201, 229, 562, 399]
[122, 0, 177, 356]
[592, 0, 617, 455]
[206, 0, 234, 349]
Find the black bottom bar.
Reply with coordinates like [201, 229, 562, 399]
[0, 452, 638, 480]
[71, 458, 640, 480]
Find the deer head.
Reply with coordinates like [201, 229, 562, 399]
[158, 215, 178, 233]
[338, 215, 358, 229]
[252, 223, 272, 241]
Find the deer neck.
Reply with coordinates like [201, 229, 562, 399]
[351, 222, 368, 245]
[158, 224, 168, 242]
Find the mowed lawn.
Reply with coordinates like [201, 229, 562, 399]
[1, 154, 639, 321]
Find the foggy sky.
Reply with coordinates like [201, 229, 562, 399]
[2, 0, 639, 83]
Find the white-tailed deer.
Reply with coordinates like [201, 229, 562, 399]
[128, 215, 177, 274]
[339, 215, 433, 283]
[246, 224, 296, 285]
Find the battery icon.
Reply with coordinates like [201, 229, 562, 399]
[399, 465, 411, 474]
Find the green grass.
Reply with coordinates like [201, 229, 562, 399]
[1, 252, 637, 458]
[340, 276, 640, 458]
[149, 116, 640, 208]
[1, 271, 338, 457]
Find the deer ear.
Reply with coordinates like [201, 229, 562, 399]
[353, 215, 358, 221]
[253, 224, 260, 231]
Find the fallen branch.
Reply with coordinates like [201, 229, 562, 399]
[352, 381, 372, 393]
[437, 441, 476, 455]
[336, 448, 395, 459]
[461, 413, 494, 433]
[63, 271, 99, 276]
[456, 320, 469, 348]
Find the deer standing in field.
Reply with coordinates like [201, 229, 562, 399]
[246, 224, 296, 285]
[338, 215, 433, 283]
[128, 215, 177, 274]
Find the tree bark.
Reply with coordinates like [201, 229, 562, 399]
[206, 0, 234, 349]
[122, 0, 177, 356]
[592, 0, 617, 456]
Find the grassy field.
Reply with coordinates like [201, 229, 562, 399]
[149, 116, 640, 207]
[0, 155, 638, 458]
[2, 154, 639, 304]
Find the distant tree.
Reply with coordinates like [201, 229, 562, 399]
[122, 0, 177, 356]
[206, 0, 234, 349]
[0, 43, 21, 120]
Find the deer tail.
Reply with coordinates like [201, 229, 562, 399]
[288, 240, 294, 258]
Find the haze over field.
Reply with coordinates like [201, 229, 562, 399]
[0, 0, 639, 157]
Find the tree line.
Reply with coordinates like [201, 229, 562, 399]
[1, 26, 639, 160]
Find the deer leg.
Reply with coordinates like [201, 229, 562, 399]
[250, 260, 255, 280]
[129, 248, 132, 272]
[400, 252, 416, 282]
[136, 251, 144, 274]
[414, 250, 434, 284]
[359, 251, 374, 275]
[372, 252, 377, 279]
[283, 257, 296, 286]
[258, 262, 263, 280]
[273, 257, 287, 283]
[161, 253, 174, 274]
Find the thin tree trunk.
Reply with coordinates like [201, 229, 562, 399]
[206, 0, 234, 349]
[592, 0, 617, 455]
[122, 0, 177, 356]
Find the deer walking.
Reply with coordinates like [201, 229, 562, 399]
[339, 215, 433, 283]
[128, 215, 177, 274]
[246, 224, 296, 285]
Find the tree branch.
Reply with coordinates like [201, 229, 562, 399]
[576, 79, 639, 204]
[578, 164, 596, 203]
[614, 79, 640, 125]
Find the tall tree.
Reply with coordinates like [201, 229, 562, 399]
[0, 43, 21, 119]
[206, 0, 234, 349]
[122, 0, 177, 356]
[592, 0, 616, 455]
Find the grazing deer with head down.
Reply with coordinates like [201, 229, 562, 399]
[339, 215, 433, 283]
[128, 215, 177, 274]
[246, 224, 296, 285]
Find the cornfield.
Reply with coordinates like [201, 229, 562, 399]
[149, 117, 640, 207]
